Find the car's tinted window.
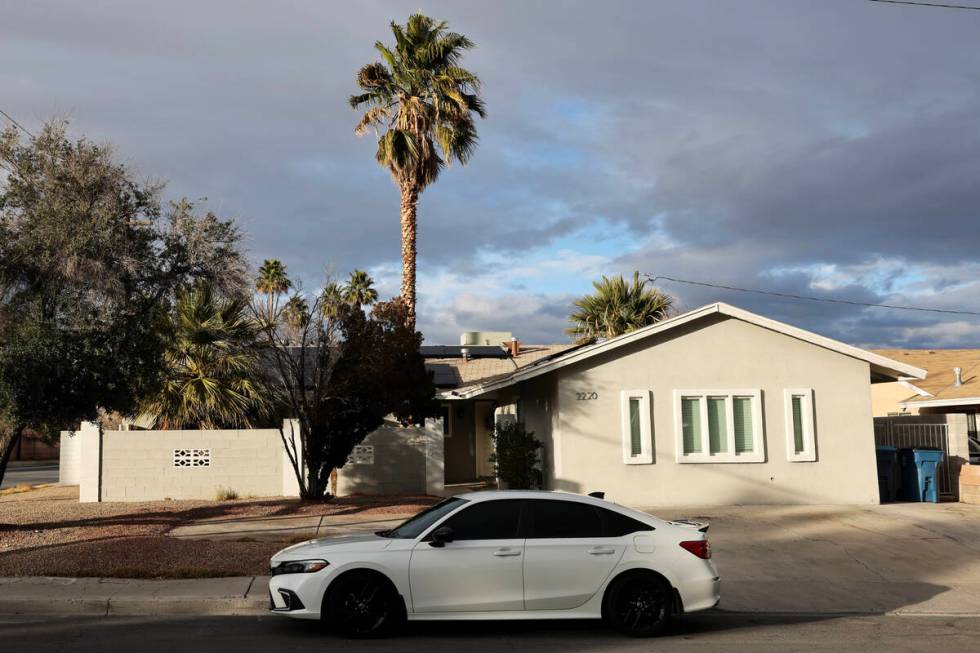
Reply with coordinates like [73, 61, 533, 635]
[528, 500, 603, 538]
[598, 507, 654, 537]
[386, 497, 466, 539]
[436, 499, 523, 540]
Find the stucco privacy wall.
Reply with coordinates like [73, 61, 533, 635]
[335, 418, 445, 497]
[536, 314, 881, 506]
[73, 420, 301, 502]
[58, 430, 82, 485]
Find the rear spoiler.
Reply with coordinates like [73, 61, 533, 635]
[669, 519, 709, 533]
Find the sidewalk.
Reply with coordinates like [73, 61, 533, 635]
[167, 512, 417, 541]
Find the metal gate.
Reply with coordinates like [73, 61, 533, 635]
[873, 419, 952, 499]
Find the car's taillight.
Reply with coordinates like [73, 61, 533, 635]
[679, 539, 711, 559]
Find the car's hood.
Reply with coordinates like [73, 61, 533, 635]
[272, 534, 390, 562]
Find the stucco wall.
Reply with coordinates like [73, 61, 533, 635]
[536, 315, 880, 506]
[77, 421, 301, 502]
[59, 430, 82, 485]
[335, 418, 445, 497]
[871, 381, 920, 416]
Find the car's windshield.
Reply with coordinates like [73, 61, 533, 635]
[380, 497, 467, 539]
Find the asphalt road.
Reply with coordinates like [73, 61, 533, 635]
[1, 461, 58, 489]
[2, 614, 979, 652]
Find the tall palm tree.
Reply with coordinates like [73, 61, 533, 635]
[255, 259, 292, 322]
[566, 272, 675, 344]
[282, 295, 310, 330]
[343, 269, 379, 306]
[351, 13, 486, 325]
[319, 282, 344, 319]
[139, 284, 271, 430]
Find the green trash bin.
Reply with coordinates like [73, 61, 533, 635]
[875, 446, 899, 503]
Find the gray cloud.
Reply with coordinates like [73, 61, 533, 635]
[2, 0, 979, 346]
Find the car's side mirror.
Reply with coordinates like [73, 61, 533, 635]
[429, 526, 455, 548]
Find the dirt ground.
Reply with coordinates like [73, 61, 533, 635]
[0, 486, 435, 578]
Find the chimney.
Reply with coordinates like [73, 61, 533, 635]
[954, 367, 963, 387]
[505, 336, 521, 357]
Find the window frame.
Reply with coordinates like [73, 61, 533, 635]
[620, 389, 653, 464]
[784, 388, 816, 462]
[673, 389, 765, 463]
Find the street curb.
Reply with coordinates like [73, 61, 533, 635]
[0, 598, 268, 617]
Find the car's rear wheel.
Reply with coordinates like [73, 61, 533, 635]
[324, 571, 403, 638]
[602, 571, 672, 637]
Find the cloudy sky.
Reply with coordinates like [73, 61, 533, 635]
[3, 0, 979, 346]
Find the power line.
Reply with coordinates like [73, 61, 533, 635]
[644, 274, 980, 317]
[868, 0, 980, 10]
[0, 108, 35, 138]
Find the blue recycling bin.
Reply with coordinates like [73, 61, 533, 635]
[875, 446, 899, 503]
[898, 448, 944, 503]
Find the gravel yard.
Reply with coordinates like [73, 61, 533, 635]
[0, 486, 434, 578]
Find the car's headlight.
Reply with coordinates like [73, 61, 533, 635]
[270, 559, 329, 575]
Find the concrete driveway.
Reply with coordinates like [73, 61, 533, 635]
[1, 461, 59, 489]
[648, 502, 980, 615]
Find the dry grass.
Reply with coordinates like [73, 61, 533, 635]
[0, 485, 436, 578]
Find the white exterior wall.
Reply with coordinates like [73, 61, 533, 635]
[78, 420, 301, 502]
[335, 418, 445, 497]
[531, 315, 880, 507]
[58, 430, 83, 485]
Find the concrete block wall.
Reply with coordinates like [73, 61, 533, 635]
[58, 430, 83, 485]
[76, 420, 301, 502]
[335, 418, 445, 497]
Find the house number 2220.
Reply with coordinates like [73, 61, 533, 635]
[575, 392, 598, 401]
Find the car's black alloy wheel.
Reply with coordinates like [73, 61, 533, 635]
[326, 572, 402, 638]
[603, 573, 672, 637]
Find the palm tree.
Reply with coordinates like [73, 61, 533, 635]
[319, 282, 344, 319]
[350, 13, 486, 325]
[282, 295, 310, 330]
[139, 284, 271, 430]
[255, 259, 292, 322]
[343, 269, 379, 306]
[566, 272, 675, 344]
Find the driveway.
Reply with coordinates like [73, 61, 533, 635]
[1, 461, 59, 489]
[647, 502, 980, 615]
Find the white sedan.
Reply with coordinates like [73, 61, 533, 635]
[268, 490, 719, 637]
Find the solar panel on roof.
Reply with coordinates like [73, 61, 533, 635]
[420, 345, 508, 359]
[426, 363, 461, 387]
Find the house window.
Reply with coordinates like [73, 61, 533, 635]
[620, 390, 653, 464]
[784, 388, 816, 462]
[674, 390, 764, 463]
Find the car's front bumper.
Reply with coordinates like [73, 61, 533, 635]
[267, 571, 328, 619]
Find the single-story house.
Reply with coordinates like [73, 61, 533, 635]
[344, 301, 926, 506]
[871, 349, 980, 419]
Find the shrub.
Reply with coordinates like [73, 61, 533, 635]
[215, 486, 239, 501]
[489, 420, 543, 489]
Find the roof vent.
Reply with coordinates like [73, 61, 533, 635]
[954, 367, 963, 387]
[461, 347, 471, 362]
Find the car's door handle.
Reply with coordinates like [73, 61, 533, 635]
[587, 547, 617, 555]
[492, 548, 522, 557]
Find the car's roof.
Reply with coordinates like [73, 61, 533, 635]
[456, 489, 615, 508]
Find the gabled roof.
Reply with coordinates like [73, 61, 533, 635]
[426, 344, 578, 389]
[872, 348, 980, 408]
[443, 302, 926, 399]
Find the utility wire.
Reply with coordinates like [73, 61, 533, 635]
[644, 274, 980, 317]
[868, 0, 980, 10]
[0, 108, 36, 138]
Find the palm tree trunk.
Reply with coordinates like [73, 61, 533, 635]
[399, 183, 420, 326]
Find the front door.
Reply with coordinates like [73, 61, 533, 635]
[409, 499, 526, 612]
[444, 403, 477, 483]
[522, 499, 627, 610]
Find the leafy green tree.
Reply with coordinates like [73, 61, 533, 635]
[0, 118, 248, 486]
[138, 284, 270, 430]
[351, 13, 486, 324]
[566, 272, 675, 344]
[259, 292, 435, 499]
[343, 269, 379, 306]
[256, 259, 292, 322]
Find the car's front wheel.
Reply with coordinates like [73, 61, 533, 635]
[324, 571, 403, 638]
[602, 571, 673, 637]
